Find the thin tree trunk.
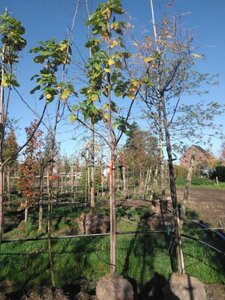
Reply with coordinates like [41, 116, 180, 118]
[6, 167, 11, 207]
[109, 143, 116, 274]
[0, 45, 5, 238]
[90, 124, 95, 212]
[161, 93, 185, 274]
[122, 166, 127, 194]
[38, 161, 45, 231]
[183, 153, 195, 217]
[101, 163, 104, 197]
[47, 164, 55, 287]
[71, 166, 74, 194]
[24, 205, 28, 222]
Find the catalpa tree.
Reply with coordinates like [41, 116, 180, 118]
[68, 0, 141, 274]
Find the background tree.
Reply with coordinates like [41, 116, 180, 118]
[0, 10, 26, 236]
[122, 122, 159, 192]
[3, 128, 19, 204]
[219, 142, 225, 165]
[17, 120, 43, 222]
[133, 3, 225, 274]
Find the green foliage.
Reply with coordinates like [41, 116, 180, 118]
[212, 166, 225, 182]
[191, 176, 214, 186]
[74, 0, 136, 134]
[30, 39, 76, 102]
[174, 165, 188, 186]
[0, 11, 26, 87]
[3, 129, 19, 167]
[0, 11, 26, 59]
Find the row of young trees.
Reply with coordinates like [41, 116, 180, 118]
[0, 0, 224, 278]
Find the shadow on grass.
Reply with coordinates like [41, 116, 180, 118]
[121, 218, 177, 299]
[183, 208, 225, 281]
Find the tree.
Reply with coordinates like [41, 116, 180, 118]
[30, 36, 74, 287]
[68, 0, 139, 274]
[122, 122, 159, 190]
[3, 128, 19, 204]
[16, 121, 43, 222]
[135, 2, 224, 274]
[219, 141, 225, 165]
[0, 11, 26, 236]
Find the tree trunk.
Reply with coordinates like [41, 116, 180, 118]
[6, 168, 10, 206]
[122, 165, 127, 194]
[90, 125, 95, 212]
[38, 161, 45, 231]
[0, 166, 4, 238]
[109, 144, 116, 274]
[0, 45, 5, 239]
[161, 93, 185, 274]
[183, 153, 195, 217]
[24, 205, 28, 222]
[47, 164, 55, 287]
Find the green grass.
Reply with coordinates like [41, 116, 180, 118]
[0, 206, 224, 295]
[176, 180, 225, 190]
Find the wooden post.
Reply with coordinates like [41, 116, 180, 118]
[216, 176, 218, 186]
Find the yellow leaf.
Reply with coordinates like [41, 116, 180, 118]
[108, 58, 115, 66]
[110, 40, 119, 48]
[104, 113, 110, 121]
[144, 56, 154, 63]
[90, 94, 98, 101]
[191, 53, 204, 59]
[103, 8, 112, 19]
[60, 43, 67, 51]
[128, 86, 136, 93]
[70, 114, 77, 123]
[1, 78, 6, 87]
[104, 68, 111, 73]
[127, 92, 135, 100]
[102, 32, 110, 42]
[46, 93, 52, 100]
[104, 103, 109, 110]
[60, 89, 70, 101]
[130, 79, 139, 87]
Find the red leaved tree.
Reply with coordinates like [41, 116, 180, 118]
[17, 120, 43, 222]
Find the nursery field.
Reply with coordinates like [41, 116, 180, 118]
[0, 0, 225, 298]
[177, 187, 225, 227]
[0, 187, 224, 299]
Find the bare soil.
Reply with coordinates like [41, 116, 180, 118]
[177, 187, 225, 299]
[177, 187, 225, 227]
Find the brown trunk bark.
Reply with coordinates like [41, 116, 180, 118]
[122, 166, 127, 194]
[0, 45, 5, 239]
[47, 164, 55, 287]
[6, 168, 10, 206]
[183, 153, 195, 217]
[109, 144, 116, 274]
[0, 166, 4, 238]
[38, 161, 44, 231]
[161, 93, 185, 274]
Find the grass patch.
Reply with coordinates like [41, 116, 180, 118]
[0, 205, 224, 294]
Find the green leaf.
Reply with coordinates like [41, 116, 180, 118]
[71, 104, 78, 111]
[34, 55, 45, 63]
[30, 85, 41, 94]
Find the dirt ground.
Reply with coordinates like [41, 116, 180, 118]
[177, 187, 225, 299]
[177, 187, 225, 228]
